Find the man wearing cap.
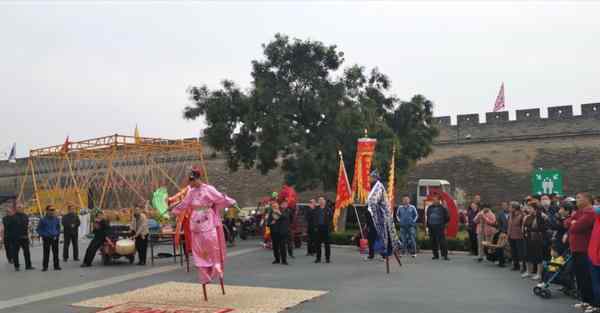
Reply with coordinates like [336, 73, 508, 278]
[38, 205, 62, 271]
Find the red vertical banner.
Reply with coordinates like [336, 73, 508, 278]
[333, 152, 352, 232]
[351, 138, 377, 204]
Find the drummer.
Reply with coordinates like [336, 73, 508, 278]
[130, 204, 149, 266]
[81, 211, 110, 267]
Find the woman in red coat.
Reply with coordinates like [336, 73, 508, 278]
[587, 205, 600, 313]
[565, 192, 596, 310]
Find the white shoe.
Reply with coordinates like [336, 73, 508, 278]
[574, 303, 590, 310]
[521, 273, 530, 278]
[531, 275, 541, 281]
[536, 283, 545, 288]
[411, 254, 417, 258]
[585, 307, 599, 313]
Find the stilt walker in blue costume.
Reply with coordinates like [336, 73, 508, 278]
[366, 170, 402, 273]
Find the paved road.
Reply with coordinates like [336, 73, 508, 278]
[0, 239, 581, 313]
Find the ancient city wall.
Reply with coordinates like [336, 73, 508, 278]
[2, 103, 599, 209]
[408, 103, 600, 208]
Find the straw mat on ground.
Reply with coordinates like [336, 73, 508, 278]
[96, 302, 233, 313]
[74, 282, 327, 313]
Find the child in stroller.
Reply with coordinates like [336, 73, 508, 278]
[534, 247, 576, 299]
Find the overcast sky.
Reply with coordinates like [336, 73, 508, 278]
[1, 1, 599, 158]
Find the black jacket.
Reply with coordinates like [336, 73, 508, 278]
[62, 212, 81, 235]
[267, 209, 290, 235]
[305, 208, 316, 232]
[4, 212, 29, 240]
[314, 206, 334, 232]
[93, 219, 111, 241]
[426, 204, 450, 227]
[2, 215, 10, 239]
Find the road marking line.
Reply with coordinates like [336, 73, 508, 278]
[0, 247, 260, 311]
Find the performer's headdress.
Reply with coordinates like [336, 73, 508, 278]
[370, 169, 380, 180]
[189, 166, 204, 181]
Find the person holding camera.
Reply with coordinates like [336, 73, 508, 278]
[268, 201, 290, 265]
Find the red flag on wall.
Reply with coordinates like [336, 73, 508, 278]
[493, 83, 505, 112]
[60, 136, 70, 154]
[334, 151, 352, 232]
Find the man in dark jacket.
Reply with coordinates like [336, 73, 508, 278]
[62, 204, 80, 262]
[314, 196, 333, 263]
[2, 206, 15, 264]
[268, 201, 290, 265]
[6, 204, 34, 271]
[305, 199, 317, 256]
[81, 211, 110, 267]
[281, 201, 295, 259]
[38, 205, 61, 271]
[426, 194, 450, 260]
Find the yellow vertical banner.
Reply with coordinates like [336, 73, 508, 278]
[387, 145, 396, 214]
[134, 125, 142, 144]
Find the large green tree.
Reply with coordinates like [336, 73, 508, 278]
[184, 33, 438, 193]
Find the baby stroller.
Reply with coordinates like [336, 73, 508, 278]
[533, 250, 576, 299]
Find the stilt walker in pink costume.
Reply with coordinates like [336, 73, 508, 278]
[170, 167, 236, 301]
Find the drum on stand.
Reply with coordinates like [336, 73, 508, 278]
[115, 239, 136, 255]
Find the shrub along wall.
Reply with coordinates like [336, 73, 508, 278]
[330, 227, 470, 252]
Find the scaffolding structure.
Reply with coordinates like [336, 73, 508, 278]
[17, 134, 207, 214]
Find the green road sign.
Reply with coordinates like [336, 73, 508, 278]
[532, 169, 563, 196]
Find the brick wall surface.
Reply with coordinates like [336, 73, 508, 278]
[406, 135, 600, 208]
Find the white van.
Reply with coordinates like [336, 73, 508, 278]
[417, 179, 451, 210]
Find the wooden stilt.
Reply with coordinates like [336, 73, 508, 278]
[385, 256, 390, 274]
[202, 284, 208, 301]
[220, 278, 226, 295]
